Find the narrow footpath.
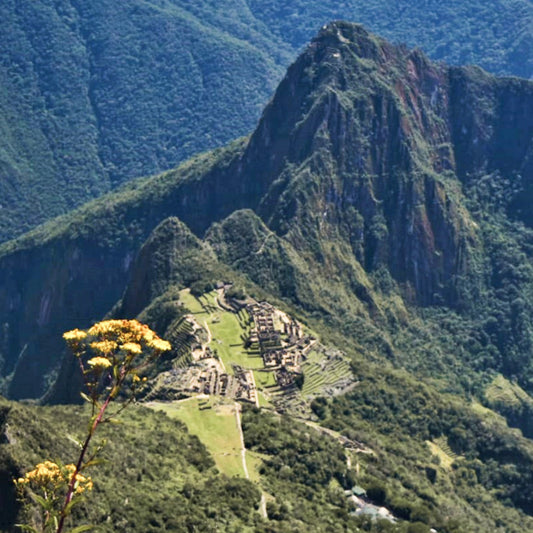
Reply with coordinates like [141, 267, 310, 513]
[235, 402, 268, 518]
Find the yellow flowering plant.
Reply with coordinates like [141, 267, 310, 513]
[15, 320, 171, 533]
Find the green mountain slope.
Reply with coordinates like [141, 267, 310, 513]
[2, 22, 533, 402]
[0, 398, 267, 533]
[0, 0, 286, 241]
[2, 23, 533, 529]
[2, 0, 533, 241]
[247, 0, 533, 78]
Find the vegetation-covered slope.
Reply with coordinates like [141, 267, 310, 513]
[2, 22, 533, 402]
[2, 23, 533, 530]
[0, 398, 266, 533]
[0, 0, 286, 241]
[247, 0, 533, 78]
[2, 0, 533, 241]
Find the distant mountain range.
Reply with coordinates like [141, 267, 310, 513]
[1, 0, 533, 241]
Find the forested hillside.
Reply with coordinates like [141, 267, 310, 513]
[2, 20, 533, 403]
[2, 20, 533, 532]
[1, 0, 533, 241]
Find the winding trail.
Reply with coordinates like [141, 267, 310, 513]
[254, 233, 275, 255]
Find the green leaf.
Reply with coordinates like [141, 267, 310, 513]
[15, 524, 39, 533]
[63, 496, 83, 515]
[31, 493, 51, 509]
[83, 457, 106, 468]
[67, 434, 83, 449]
[80, 392, 92, 404]
[69, 525, 95, 533]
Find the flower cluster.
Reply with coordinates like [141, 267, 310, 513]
[63, 319, 171, 386]
[15, 320, 171, 533]
[14, 461, 93, 495]
[87, 356, 113, 370]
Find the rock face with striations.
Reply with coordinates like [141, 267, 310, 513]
[1, 22, 533, 398]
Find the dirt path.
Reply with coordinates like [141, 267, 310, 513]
[203, 319, 212, 344]
[259, 493, 267, 518]
[300, 418, 374, 455]
[235, 402, 268, 518]
[203, 319, 226, 373]
[254, 233, 274, 255]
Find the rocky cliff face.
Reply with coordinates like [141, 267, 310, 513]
[1, 22, 533, 398]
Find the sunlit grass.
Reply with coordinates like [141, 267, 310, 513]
[148, 398, 247, 478]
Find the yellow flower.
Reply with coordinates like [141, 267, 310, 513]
[63, 329, 87, 342]
[73, 472, 93, 494]
[132, 374, 141, 382]
[87, 356, 112, 369]
[18, 461, 63, 488]
[90, 340, 118, 355]
[121, 342, 142, 355]
[150, 338, 172, 352]
[88, 320, 123, 337]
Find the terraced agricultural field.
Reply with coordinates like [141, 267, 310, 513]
[165, 317, 197, 367]
[485, 374, 532, 408]
[301, 350, 352, 397]
[426, 440, 455, 470]
[179, 289, 262, 374]
[433, 436, 460, 463]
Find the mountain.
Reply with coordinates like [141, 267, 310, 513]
[3, 21, 533, 399]
[3, 21, 533, 531]
[0, 0, 288, 241]
[1, 0, 533, 242]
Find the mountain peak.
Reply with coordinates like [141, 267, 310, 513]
[1, 24, 533, 399]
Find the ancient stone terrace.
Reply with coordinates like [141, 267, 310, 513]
[263, 349, 301, 372]
[167, 359, 259, 406]
[157, 292, 319, 405]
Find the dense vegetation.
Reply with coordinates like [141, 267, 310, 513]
[7, 394, 533, 533]
[0, 398, 265, 532]
[2, 19, 533, 531]
[247, 0, 533, 78]
[0, 0, 285, 241]
[2, 0, 533, 240]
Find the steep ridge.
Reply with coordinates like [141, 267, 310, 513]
[2, 1, 533, 242]
[1, 23, 533, 401]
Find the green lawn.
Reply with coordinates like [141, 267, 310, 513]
[254, 370, 277, 389]
[179, 288, 261, 373]
[148, 398, 246, 478]
[179, 288, 209, 315]
[257, 391, 271, 408]
[246, 451, 267, 484]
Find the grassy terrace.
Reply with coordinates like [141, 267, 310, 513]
[149, 397, 248, 478]
[301, 350, 352, 396]
[179, 289, 265, 375]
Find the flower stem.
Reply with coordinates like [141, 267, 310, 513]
[55, 390, 114, 533]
